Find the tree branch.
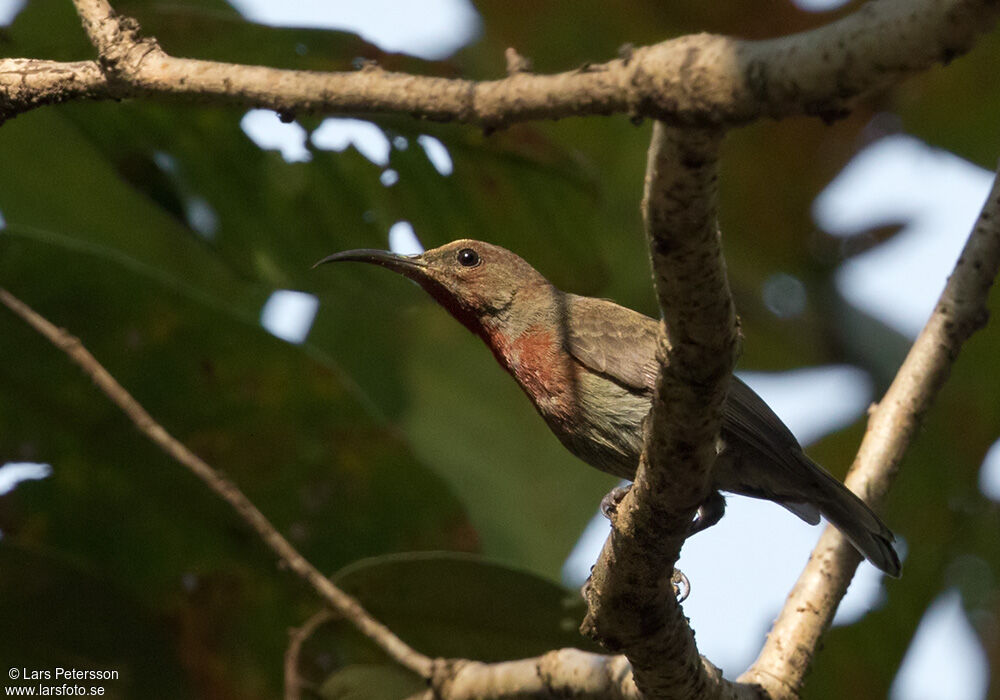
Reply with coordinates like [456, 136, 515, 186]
[0, 59, 113, 120]
[0, 287, 434, 681]
[0, 0, 995, 127]
[741, 161, 1000, 699]
[580, 123, 754, 700]
[430, 650, 639, 700]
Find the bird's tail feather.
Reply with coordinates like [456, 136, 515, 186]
[818, 491, 901, 577]
[795, 452, 901, 577]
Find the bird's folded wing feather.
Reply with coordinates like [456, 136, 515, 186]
[564, 294, 814, 483]
[722, 379, 803, 460]
[563, 294, 661, 392]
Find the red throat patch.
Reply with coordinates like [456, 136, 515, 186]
[493, 326, 576, 415]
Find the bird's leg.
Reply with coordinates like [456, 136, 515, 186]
[599, 483, 631, 519]
[597, 483, 691, 602]
[605, 485, 724, 533]
[689, 490, 726, 535]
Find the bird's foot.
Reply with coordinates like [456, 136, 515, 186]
[689, 491, 726, 535]
[600, 484, 631, 519]
[671, 568, 691, 602]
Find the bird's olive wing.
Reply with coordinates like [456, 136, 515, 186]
[721, 379, 825, 523]
[723, 378, 803, 455]
[562, 294, 660, 392]
[564, 293, 814, 474]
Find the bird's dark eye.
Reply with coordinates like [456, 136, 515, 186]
[457, 248, 481, 267]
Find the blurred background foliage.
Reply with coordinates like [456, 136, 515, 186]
[0, 0, 998, 698]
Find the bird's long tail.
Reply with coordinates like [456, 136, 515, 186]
[798, 451, 901, 577]
[818, 493, 901, 577]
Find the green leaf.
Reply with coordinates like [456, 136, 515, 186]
[320, 664, 424, 700]
[292, 551, 602, 693]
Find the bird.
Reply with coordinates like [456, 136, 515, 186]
[315, 239, 901, 576]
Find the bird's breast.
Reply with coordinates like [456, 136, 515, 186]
[496, 326, 576, 419]
[489, 325, 647, 479]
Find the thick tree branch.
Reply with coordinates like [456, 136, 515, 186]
[581, 123, 753, 700]
[0, 288, 434, 681]
[1, 0, 996, 127]
[741, 161, 1000, 699]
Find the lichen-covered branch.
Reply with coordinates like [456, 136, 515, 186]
[0, 59, 113, 120]
[741, 162, 1000, 699]
[1, 0, 996, 127]
[580, 123, 754, 700]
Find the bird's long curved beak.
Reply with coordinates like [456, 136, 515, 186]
[312, 249, 427, 277]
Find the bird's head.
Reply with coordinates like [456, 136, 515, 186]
[314, 239, 550, 335]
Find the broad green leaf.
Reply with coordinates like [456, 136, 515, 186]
[317, 552, 600, 663]
[320, 664, 424, 700]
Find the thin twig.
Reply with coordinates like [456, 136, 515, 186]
[0, 288, 434, 680]
[285, 609, 336, 700]
[741, 162, 1000, 699]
